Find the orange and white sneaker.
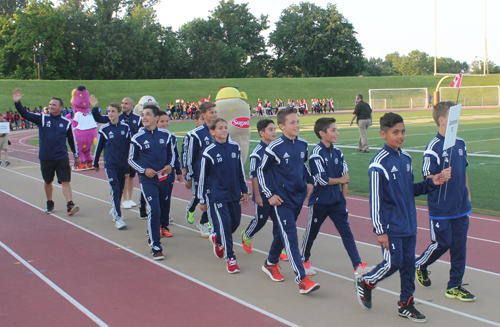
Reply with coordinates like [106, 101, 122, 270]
[227, 258, 240, 274]
[279, 249, 289, 261]
[161, 228, 173, 237]
[303, 261, 316, 276]
[354, 262, 371, 278]
[262, 261, 284, 282]
[299, 276, 320, 294]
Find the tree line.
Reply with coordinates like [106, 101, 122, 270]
[0, 0, 497, 80]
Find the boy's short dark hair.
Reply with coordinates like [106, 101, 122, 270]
[277, 107, 296, 126]
[256, 119, 274, 134]
[158, 110, 168, 117]
[143, 103, 160, 116]
[209, 117, 227, 130]
[194, 110, 202, 121]
[108, 102, 121, 113]
[199, 102, 216, 114]
[433, 101, 455, 127]
[380, 112, 404, 132]
[314, 117, 336, 139]
[51, 97, 64, 107]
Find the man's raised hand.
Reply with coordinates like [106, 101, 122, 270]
[13, 88, 24, 102]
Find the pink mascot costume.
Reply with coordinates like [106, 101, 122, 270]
[70, 86, 97, 171]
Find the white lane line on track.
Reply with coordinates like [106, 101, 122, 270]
[2, 170, 500, 326]
[0, 238, 109, 327]
[0, 188, 299, 327]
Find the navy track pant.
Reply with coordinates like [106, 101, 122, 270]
[207, 198, 241, 260]
[105, 167, 127, 220]
[268, 204, 306, 284]
[415, 215, 469, 289]
[301, 202, 361, 269]
[188, 179, 208, 224]
[363, 235, 416, 302]
[160, 181, 174, 229]
[141, 182, 170, 251]
[244, 201, 274, 239]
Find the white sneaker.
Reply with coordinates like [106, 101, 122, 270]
[109, 208, 115, 220]
[354, 263, 372, 278]
[197, 222, 210, 238]
[115, 217, 127, 230]
[128, 200, 137, 207]
[122, 201, 132, 209]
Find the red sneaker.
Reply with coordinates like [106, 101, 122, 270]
[262, 261, 284, 282]
[279, 250, 289, 261]
[210, 234, 224, 259]
[161, 228, 173, 237]
[86, 161, 93, 169]
[227, 258, 240, 274]
[299, 276, 320, 294]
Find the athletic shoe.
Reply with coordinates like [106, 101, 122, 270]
[46, 200, 54, 214]
[72, 163, 87, 171]
[197, 222, 210, 238]
[185, 206, 194, 224]
[303, 261, 316, 276]
[355, 277, 376, 310]
[398, 296, 427, 323]
[299, 276, 320, 294]
[5, 160, 10, 166]
[0, 161, 2, 165]
[161, 228, 173, 237]
[262, 261, 284, 282]
[139, 207, 148, 219]
[227, 258, 240, 274]
[109, 208, 115, 220]
[122, 201, 132, 209]
[115, 217, 127, 230]
[207, 221, 212, 230]
[354, 262, 370, 278]
[129, 200, 137, 207]
[151, 249, 164, 260]
[416, 269, 431, 287]
[241, 230, 253, 253]
[86, 161, 93, 169]
[210, 234, 224, 259]
[67, 201, 79, 216]
[445, 284, 476, 301]
[279, 249, 289, 261]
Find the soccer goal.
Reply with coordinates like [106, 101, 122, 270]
[369, 88, 429, 109]
[439, 86, 500, 106]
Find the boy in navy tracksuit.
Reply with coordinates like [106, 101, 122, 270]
[128, 104, 175, 260]
[415, 101, 475, 301]
[93, 102, 130, 230]
[198, 118, 248, 273]
[301, 118, 366, 277]
[257, 108, 320, 294]
[355, 113, 450, 323]
[185, 102, 217, 238]
[181, 111, 204, 221]
[157, 111, 183, 237]
[241, 119, 276, 253]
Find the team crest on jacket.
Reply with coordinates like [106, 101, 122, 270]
[159, 139, 165, 144]
[459, 149, 463, 156]
[231, 152, 236, 158]
[109, 131, 114, 139]
[133, 120, 137, 124]
[59, 123, 64, 127]
[335, 158, 339, 164]
[46, 121, 51, 127]
[121, 130, 125, 135]
[300, 152, 305, 158]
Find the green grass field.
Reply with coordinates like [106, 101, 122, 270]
[2, 74, 500, 112]
[26, 108, 500, 216]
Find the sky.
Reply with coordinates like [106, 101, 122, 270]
[154, 0, 500, 68]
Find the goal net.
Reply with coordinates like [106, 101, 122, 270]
[369, 88, 429, 109]
[439, 86, 500, 106]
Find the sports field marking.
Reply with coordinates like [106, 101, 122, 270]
[0, 189, 300, 327]
[3, 165, 500, 325]
[0, 236, 109, 327]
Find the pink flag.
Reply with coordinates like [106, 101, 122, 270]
[450, 73, 463, 88]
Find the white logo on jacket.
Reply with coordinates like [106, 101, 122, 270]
[231, 152, 236, 158]
[459, 149, 463, 156]
[283, 152, 290, 159]
[335, 158, 339, 165]
[391, 166, 398, 173]
[159, 139, 165, 144]
[300, 152, 305, 158]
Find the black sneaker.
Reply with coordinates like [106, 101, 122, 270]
[46, 200, 54, 214]
[5, 160, 10, 166]
[416, 269, 431, 287]
[445, 283, 476, 302]
[151, 249, 164, 260]
[355, 277, 375, 310]
[139, 207, 147, 219]
[398, 296, 427, 323]
[67, 201, 80, 216]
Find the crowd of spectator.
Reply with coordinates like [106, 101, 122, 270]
[252, 98, 336, 117]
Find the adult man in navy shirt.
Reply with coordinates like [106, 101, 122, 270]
[13, 88, 80, 215]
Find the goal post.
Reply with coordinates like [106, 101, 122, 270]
[369, 88, 429, 109]
[439, 86, 500, 106]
